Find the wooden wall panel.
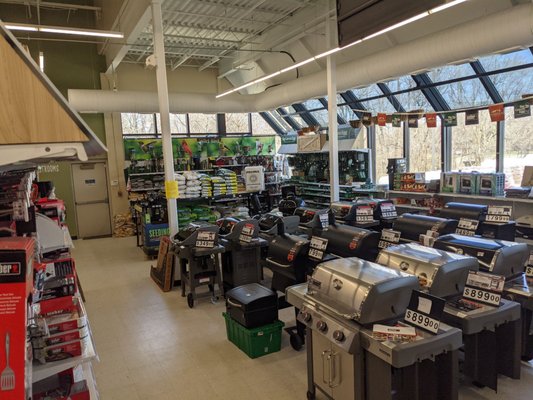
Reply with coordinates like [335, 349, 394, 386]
[0, 34, 88, 144]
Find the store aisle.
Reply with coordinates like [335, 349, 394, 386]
[72, 237, 533, 400]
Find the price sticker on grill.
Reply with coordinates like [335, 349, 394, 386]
[378, 229, 401, 249]
[486, 206, 512, 223]
[196, 231, 216, 248]
[380, 203, 397, 218]
[455, 218, 479, 236]
[462, 270, 504, 306]
[319, 213, 329, 229]
[404, 291, 446, 334]
[356, 206, 374, 223]
[308, 237, 328, 261]
[239, 223, 255, 243]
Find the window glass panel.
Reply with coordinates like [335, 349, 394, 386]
[290, 114, 306, 127]
[226, 113, 250, 133]
[280, 106, 297, 114]
[452, 111, 496, 172]
[303, 99, 324, 110]
[427, 63, 475, 82]
[170, 114, 188, 134]
[189, 113, 218, 133]
[394, 90, 433, 111]
[337, 94, 348, 105]
[490, 67, 533, 102]
[362, 97, 397, 114]
[251, 113, 277, 136]
[269, 111, 292, 131]
[121, 113, 156, 135]
[478, 49, 533, 72]
[338, 105, 358, 122]
[436, 79, 492, 108]
[351, 84, 383, 100]
[504, 108, 533, 186]
[375, 125, 403, 185]
[311, 109, 329, 126]
[410, 118, 441, 178]
[387, 76, 417, 91]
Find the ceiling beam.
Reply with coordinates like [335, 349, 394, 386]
[0, 0, 101, 12]
[178, 0, 291, 16]
[164, 21, 258, 36]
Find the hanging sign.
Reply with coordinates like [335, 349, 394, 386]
[455, 218, 479, 236]
[463, 270, 504, 307]
[514, 100, 531, 118]
[489, 103, 505, 122]
[486, 205, 512, 223]
[392, 114, 402, 127]
[377, 113, 387, 126]
[308, 236, 329, 261]
[408, 115, 419, 128]
[404, 291, 446, 334]
[362, 112, 373, 126]
[425, 113, 437, 128]
[442, 112, 457, 127]
[378, 229, 401, 249]
[465, 109, 479, 125]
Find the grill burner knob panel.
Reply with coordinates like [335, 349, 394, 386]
[333, 330, 345, 342]
[316, 320, 328, 333]
[301, 311, 312, 323]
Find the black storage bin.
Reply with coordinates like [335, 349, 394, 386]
[226, 283, 278, 329]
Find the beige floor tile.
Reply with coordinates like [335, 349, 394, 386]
[72, 237, 533, 400]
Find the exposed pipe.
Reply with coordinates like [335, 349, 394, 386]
[69, 3, 533, 114]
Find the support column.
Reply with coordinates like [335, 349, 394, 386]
[152, 0, 178, 236]
[326, 0, 339, 202]
[403, 122, 410, 171]
[496, 120, 505, 173]
[367, 125, 376, 184]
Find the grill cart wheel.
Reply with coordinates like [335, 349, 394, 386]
[289, 332, 304, 351]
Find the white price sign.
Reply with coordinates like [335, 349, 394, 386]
[378, 229, 401, 249]
[404, 309, 440, 334]
[526, 266, 533, 278]
[486, 206, 512, 223]
[356, 206, 374, 223]
[196, 231, 216, 248]
[239, 224, 254, 243]
[319, 213, 329, 229]
[456, 218, 479, 236]
[380, 203, 397, 218]
[462, 271, 504, 306]
[239, 234, 252, 243]
[309, 236, 328, 261]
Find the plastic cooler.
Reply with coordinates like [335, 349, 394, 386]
[222, 313, 284, 359]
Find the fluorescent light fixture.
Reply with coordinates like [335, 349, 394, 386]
[39, 26, 124, 38]
[39, 51, 44, 72]
[3, 22, 124, 38]
[216, 0, 470, 98]
[4, 23, 38, 32]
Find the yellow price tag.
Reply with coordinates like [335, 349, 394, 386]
[165, 180, 179, 199]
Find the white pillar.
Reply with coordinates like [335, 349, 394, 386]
[151, 0, 178, 236]
[326, 0, 339, 202]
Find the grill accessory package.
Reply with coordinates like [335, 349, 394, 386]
[434, 234, 528, 278]
[0, 237, 35, 400]
[225, 283, 278, 329]
[393, 213, 458, 242]
[290, 257, 462, 400]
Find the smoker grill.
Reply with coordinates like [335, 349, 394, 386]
[217, 218, 267, 292]
[287, 257, 462, 400]
[173, 223, 224, 308]
[314, 220, 380, 262]
[377, 243, 522, 390]
[295, 207, 330, 237]
[257, 214, 299, 239]
[434, 234, 528, 278]
[329, 201, 380, 229]
[393, 213, 458, 242]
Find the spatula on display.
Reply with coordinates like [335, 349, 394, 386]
[0, 332, 15, 391]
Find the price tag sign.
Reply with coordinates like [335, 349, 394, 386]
[239, 223, 255, 244]
[462, 270, 504, 306]
[404, 291, 446, 334]
[486, 206, 512, 223]
[356, 205, 374, 223]
[455, 218, 479, 236]
[308, 236, 328, 261]
[380, 203, 397, 218]
[526, 252, 533, 279]
[196, 231, 216, 248]
[378, 229, 401, 249]
[319, 213, 329, 229]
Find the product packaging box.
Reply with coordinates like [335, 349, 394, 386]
[479, 173, 505, 196]
[0, 237, 35, 400]
[441, 172, 459, 193]
[459, 173, 479, 194]
[297, 134, 327, 152]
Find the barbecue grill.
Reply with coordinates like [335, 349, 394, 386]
[172, 222, 224, 308]
[377, 243, 522, 390]
[217, 218, 267, 292]
[329, 202, 380, 229]
[393, 213, 458, 242]
[287, 257, 462, 400]
[294, 207, 329, 237]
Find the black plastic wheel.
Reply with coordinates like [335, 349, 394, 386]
[290, 333, 304, 351]
[187, 293, 194, 308]
[306, 390, 315, 400]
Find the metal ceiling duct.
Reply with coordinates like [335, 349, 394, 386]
[69, 3, 533, 114]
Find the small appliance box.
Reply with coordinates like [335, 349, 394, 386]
[478, 173, 505, 196]
[244, 166, 265, 192]
[0, 237, 35, 400]
[459, 173, 479, 194]
[441, 172, 459, 193]
[225, 283, 278, 328]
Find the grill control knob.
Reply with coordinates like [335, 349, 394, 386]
[333, 330, 345, 342]
[316, 321, 328, 333]
[301, 312, 312, 323]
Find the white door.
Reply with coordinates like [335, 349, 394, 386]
[72, 162, 112, 238]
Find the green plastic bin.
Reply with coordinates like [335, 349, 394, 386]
[222, 312, 284, 359]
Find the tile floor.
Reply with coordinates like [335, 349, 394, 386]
[73, 236, 533, 400]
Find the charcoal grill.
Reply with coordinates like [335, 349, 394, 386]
[393, 213, 458, 242]
[287, 257, 462, 400]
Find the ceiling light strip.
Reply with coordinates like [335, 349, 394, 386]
[3, 22, 124, 39]
[216, 0, 469, 99]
